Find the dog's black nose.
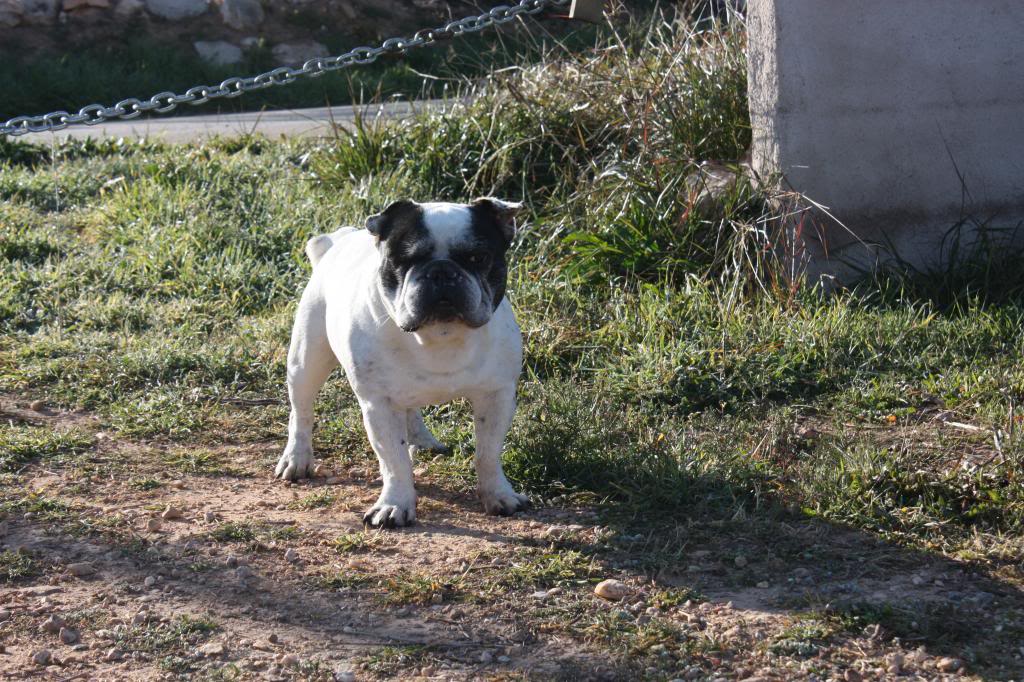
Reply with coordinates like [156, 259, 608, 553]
[424, 260, 461, 286]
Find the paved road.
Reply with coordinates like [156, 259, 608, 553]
[40, 100, 448, 144]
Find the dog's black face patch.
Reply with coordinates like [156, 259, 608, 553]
[468, 199, 514, 311]
[369, 200, 431, 302]
[367, 200, 516, 333]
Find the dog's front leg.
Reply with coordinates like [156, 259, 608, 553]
[472, 388, 530, 516]
[360, 398, 417, 529]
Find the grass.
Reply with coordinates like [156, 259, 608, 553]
[0, 425, 93, 472]
[333, 530, 392, 553]
[0, 549, 38, 582]
[2, 4, 1024, 658]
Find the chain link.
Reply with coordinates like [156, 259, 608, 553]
[0, 0, 570, 137]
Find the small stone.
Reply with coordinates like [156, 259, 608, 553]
[0, 609, 9, 622]
[42, 615, 67, 633]
[497, 655, 511, 663]
[756, 581, 770, 589]
[326, 476, 343, 485]
[67, 562, 96, 577]
[284, 548, 299, 563]
[64, 0, 110, 10]
[225, 555, 239, 568]
[146, 517, 162, 533]
[430, 593, 443, 605]
[104, 647, 124, 662]
[219, 0, 262, 30]
[146, 0, 209, 21]
[59, 627, 80, 644]
[314, 463, 332, 477]
[480, 650, 494, 663]
[200, 641, 225, 657]
[194, 40, 243, 66]
[161, 505, 184, 520]
[203, 511, 217, 523]
[594, 579, 632, 601]
[335, 672, 356, 682]
[132, 611, 149, 626]
[936, 657, 963, 673]
[844, 670, 863, 682]
[734, 555, 748, 568]
[271, 40, 329, 66]
[30, 399, 45, 411]
[268, 633, 279, 644]
[280, 653, 299, 667]
[32, 649, 52, 666]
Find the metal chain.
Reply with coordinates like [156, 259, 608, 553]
[0, 0, 571, 138]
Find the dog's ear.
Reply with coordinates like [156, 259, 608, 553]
[366, 199, 420, 240]
[471, 197, 523, 244]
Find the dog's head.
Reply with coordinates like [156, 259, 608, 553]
[366, 198, 521, 332]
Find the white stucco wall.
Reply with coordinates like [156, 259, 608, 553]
[747, 0, 1024, 278]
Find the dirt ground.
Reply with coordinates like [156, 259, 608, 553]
[2, 397, 1022, 681]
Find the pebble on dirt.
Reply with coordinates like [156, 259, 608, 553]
[29, 399, 45, 411]
[594, 579, 632, 601]
[67, 562, 96, 577]
[42, 615, 66, 633]
[161, 505, 185, 520]
[104, 647, 124, 662]
[200, 641, 226, 657]
[284, 548, 299, 563]
[146, 517, 163, 533]
[31, 649, 52, 666]
[936, 657, 963, 672]
[59, 627, 80, 644]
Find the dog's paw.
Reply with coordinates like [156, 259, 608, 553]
[363, 490, 417, 529]
[407, 433, 451, 457]
[275, 447, 316, 481]
[478, 484, 531, 517]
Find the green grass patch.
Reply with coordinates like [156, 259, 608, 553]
[0, 549, 39, 582]
[0, 425, 93, 472]
[333, 530, 392, 553]
[291, 489, 337, 510]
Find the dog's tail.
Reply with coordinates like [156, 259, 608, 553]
[305, 234, 334, 267]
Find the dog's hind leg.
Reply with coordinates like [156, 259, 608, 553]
[405, 409, 451, 458]
[276, 294, 338, 481]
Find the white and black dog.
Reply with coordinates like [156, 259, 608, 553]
[275, 198, 530, 528]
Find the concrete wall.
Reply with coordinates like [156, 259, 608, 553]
[748, 0, 1024, 279]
